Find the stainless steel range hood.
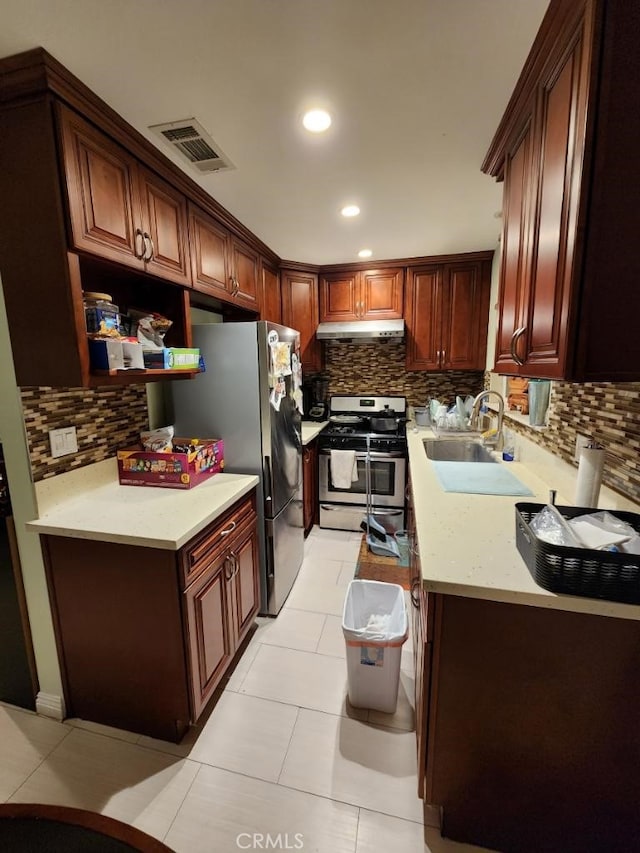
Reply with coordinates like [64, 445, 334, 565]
[316, 319, 405, 342]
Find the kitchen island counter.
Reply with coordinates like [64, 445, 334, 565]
[407, 424, 640, 621]
[26, 458, 258, 550]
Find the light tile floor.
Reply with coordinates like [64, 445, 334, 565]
[1, 526, 495, 852]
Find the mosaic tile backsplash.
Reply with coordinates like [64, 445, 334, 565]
[21, 385, 149, 482]
[18, 349, 640, 506]
[498, 377, 640, 504]
[319, 340, 485, 405]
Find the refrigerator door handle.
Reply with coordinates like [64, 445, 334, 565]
[264, 456, 273, 508]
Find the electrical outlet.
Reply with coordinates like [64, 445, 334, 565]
[574, 433, 590, 463]
[49, 426, 78, 459]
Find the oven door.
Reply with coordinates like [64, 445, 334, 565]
[318, 450, 406, 508]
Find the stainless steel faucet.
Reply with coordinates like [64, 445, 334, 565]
[470, 390, 505, 448]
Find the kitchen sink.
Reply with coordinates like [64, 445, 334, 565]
[423, 438, 497, 463]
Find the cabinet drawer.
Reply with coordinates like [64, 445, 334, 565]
[181, 495, 256, 588]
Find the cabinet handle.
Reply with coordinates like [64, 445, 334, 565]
[441, 349, 446, 365]
[510, 326, 526, 366]
[134, 228, 145, 259]
[224, 555, 234, 581]
[234, 278, 240, 295]
[410, 579, 421, 609]
[142, 232, 154, 262]
[220, 521, 237, 538]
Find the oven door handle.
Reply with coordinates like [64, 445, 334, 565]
[319, 449, 406, 460]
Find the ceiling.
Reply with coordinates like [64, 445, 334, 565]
[1, 0, 549, 266]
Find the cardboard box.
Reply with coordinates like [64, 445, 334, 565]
[88, 338, 125, 371]
[117, 438, 224, 489]
[142, 348, 200, 370]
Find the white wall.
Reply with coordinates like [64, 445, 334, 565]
[0, 277, 64, 713]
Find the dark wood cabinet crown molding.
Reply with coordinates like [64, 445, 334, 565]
[0, 47, 279, 266]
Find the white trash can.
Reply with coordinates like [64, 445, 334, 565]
[342, 579, 408, 713]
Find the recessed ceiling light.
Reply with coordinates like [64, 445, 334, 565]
[341, 205, 360, 218]
[302, 109, 331, 133]
[358, 249, 373, 259]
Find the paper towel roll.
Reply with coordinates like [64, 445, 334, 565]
[574, 447, 605, 507]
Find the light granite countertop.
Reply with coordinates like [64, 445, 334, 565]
[301, 421, 328, 445]
[26, 458, 259, 550]
[407, 424, 640, 621]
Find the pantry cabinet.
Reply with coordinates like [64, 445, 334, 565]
[483, 0, 640, 381]
[43, 492, 259, 741]
[319, 268, 404, 322]
[281, 267, 323, 374]
[405, 257, 491, 371]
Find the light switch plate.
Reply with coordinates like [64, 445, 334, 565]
[49, 426, 78, 459]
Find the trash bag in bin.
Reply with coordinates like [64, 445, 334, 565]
[342, 579, 408, 713]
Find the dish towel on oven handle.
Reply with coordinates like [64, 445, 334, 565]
[330, 450, 358, 489]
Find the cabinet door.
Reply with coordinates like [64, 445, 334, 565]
[361, 268, 404, 319]
[184, 554, 233, 719]
[524, 35, 586, 378]
[319, 272, 360, 321]
[441, 262, 490, 370]
[281, 269, 323, 373]
[189, 205, 230, 299]
[260, 260, 282, 324]
[228, 521, 260, 644]
[494, 117, 535, 374]
[139, 167, 190, 285]
[58, 105, 144, 269]
[405, 266, 443, 371]
[230, 237, 260, 310]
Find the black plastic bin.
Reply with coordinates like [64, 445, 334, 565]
[515, 503, 640, 604]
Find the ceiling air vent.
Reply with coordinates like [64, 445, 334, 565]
[149, 118, 234, 174]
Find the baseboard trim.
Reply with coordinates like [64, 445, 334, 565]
[35, 691, 65, 721]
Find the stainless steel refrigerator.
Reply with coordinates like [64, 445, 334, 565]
[169, 321, 304, 615]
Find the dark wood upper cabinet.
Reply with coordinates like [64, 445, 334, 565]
[319, 268, 404, 321]
[189, 203, 230, 298]
[260, 260, 282, 324]
[0, 49, 278, 386]
[443, 262, 491, 370]
[59, 104, 143, 269]
[483, 0, 640, 381]
[405, 257, 491, 371]
[139, 167, 190, 286]
[189, 204, 260, 311]
[229, 236, 260, 311]
[493, 117, 535, 373]
[281, 268, 323, 374]
[60, 105, 190, 286]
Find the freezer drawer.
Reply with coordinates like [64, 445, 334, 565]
[264, 495, 304, 615]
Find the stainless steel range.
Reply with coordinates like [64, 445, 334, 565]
[318, 395, 407, 533]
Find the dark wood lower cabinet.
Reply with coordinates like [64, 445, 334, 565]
[415, 591, 640, 852]
[43, 493, 258, 742]
[302, 440, 318, 536]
